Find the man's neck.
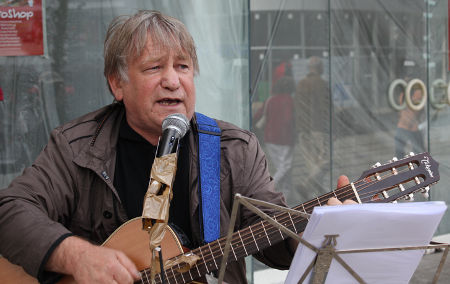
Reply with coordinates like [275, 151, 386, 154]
[135, 130, 160, 146]
[124, 118, 160, 146]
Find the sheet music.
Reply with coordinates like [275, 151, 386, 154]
[285, 201, 447, 284]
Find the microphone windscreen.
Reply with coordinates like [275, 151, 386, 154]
[162, 113, 190, 138]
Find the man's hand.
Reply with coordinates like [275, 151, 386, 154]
[46, 236, 141, 284]
[289, 175, 356, 252]
[327, 175, 358, 205]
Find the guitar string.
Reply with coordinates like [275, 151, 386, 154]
[139, 166, 416, 284]
[139, 165, 422, 283]
[141, 168, 417, 284]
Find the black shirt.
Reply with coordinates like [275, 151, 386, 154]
[113, 118, 192, 244]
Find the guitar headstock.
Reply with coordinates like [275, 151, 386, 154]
[356, 152, 439, 203]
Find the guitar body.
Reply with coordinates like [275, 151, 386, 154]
[0, 257, 38, 284]
[0, 218, 184, 284]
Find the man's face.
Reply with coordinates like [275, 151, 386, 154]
[110, 37, 196, 144]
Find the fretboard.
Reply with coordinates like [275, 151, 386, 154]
[136, 185, 357, 284]
[135, 151, 441, 283]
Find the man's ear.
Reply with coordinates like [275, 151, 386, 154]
[108, 75, 124, 101]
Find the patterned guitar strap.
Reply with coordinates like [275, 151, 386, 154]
[195, 112, 221, 243]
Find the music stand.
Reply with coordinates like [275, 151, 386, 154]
[285, 201, 447, 284]
[295, 235, 449, 284]
[216, 194, 448, 284]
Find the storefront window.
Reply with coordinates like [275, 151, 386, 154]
[0, 0, 249, 187]
[250, 0, 450, 281]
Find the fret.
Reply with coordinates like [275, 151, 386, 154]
[198, 247, 210, 273]
[194, 262, 201, 278]
[288, 212, 297, 234]
[316, 197, 322, 206]
[146, 270, 156, 284]
[178, 265, 186, 283]
[261, 220, 272, 246]
[249, 225, 259, 251]
[187, 267, 194, 282]
[238, 230, 249, 256]
[350, 182, 362, 204]
[208, 242, 219, 269]
[164, 264, 176, 284]
[332, 189, 338, 198]
[229, 240, 238, 260]
[171, 265, 179, 284]
[217, 239, 224, 255]
[168, 259, 180, 284]
[143, 269, 149, 284]
[254, 224, 266, 244]
[157, 271, 162, 284]
[162, 266, 170, 284]
[273, 215, 285, 240]
[301, 204, 309, 220]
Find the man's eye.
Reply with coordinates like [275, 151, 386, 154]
[144, 66, 159, 71]
[179, 64, 189, 70]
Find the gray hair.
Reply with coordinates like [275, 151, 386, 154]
[104, 10, 199, 94]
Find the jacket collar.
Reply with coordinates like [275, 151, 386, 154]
[73, 103, 124, 200]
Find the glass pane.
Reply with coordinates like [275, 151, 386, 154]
[428, 0, 450, 236]
[250, 0, 330, 282]
[250, 0, 450, 281]
[0, 0, 249, 188]
[330, 0, 428, 199]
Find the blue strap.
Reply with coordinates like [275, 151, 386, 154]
[196, 112, 221, 243]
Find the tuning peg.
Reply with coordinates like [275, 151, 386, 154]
[405, 193, 414, 201]
[372, 162, 381, 168]
[421, 186, 430, 199]
[391, 157, 398, 162]
[409, 152, 415, 156]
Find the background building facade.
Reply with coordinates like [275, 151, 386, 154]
[1, 0, 449, 282]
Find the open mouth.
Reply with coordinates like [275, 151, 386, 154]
[158, 98, 181, 106]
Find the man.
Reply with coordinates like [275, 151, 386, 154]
[0, 10, 350, 284]
[294, 56, 331, 200]
[256, 71, 296, 194]
[394, 77, 425, 158]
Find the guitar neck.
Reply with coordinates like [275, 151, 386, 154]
[140, 186, 356, 284]
[142, 152, 440, 283]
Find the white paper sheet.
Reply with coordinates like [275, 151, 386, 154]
[285, 201, 447, 284]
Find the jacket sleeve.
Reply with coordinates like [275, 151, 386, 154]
[0, 127, 78, 280]
[235, 133, 295, 269]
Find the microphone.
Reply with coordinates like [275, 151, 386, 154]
[156, 113, 190, 157]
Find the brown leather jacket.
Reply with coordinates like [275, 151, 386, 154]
[0, 103, 294, 283]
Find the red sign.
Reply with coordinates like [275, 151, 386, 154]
[0, 0, 44, 56]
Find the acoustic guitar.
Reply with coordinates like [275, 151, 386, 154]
[0, 152, 440, 283]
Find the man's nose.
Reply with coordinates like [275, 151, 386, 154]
[161, 66, 180, 90]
